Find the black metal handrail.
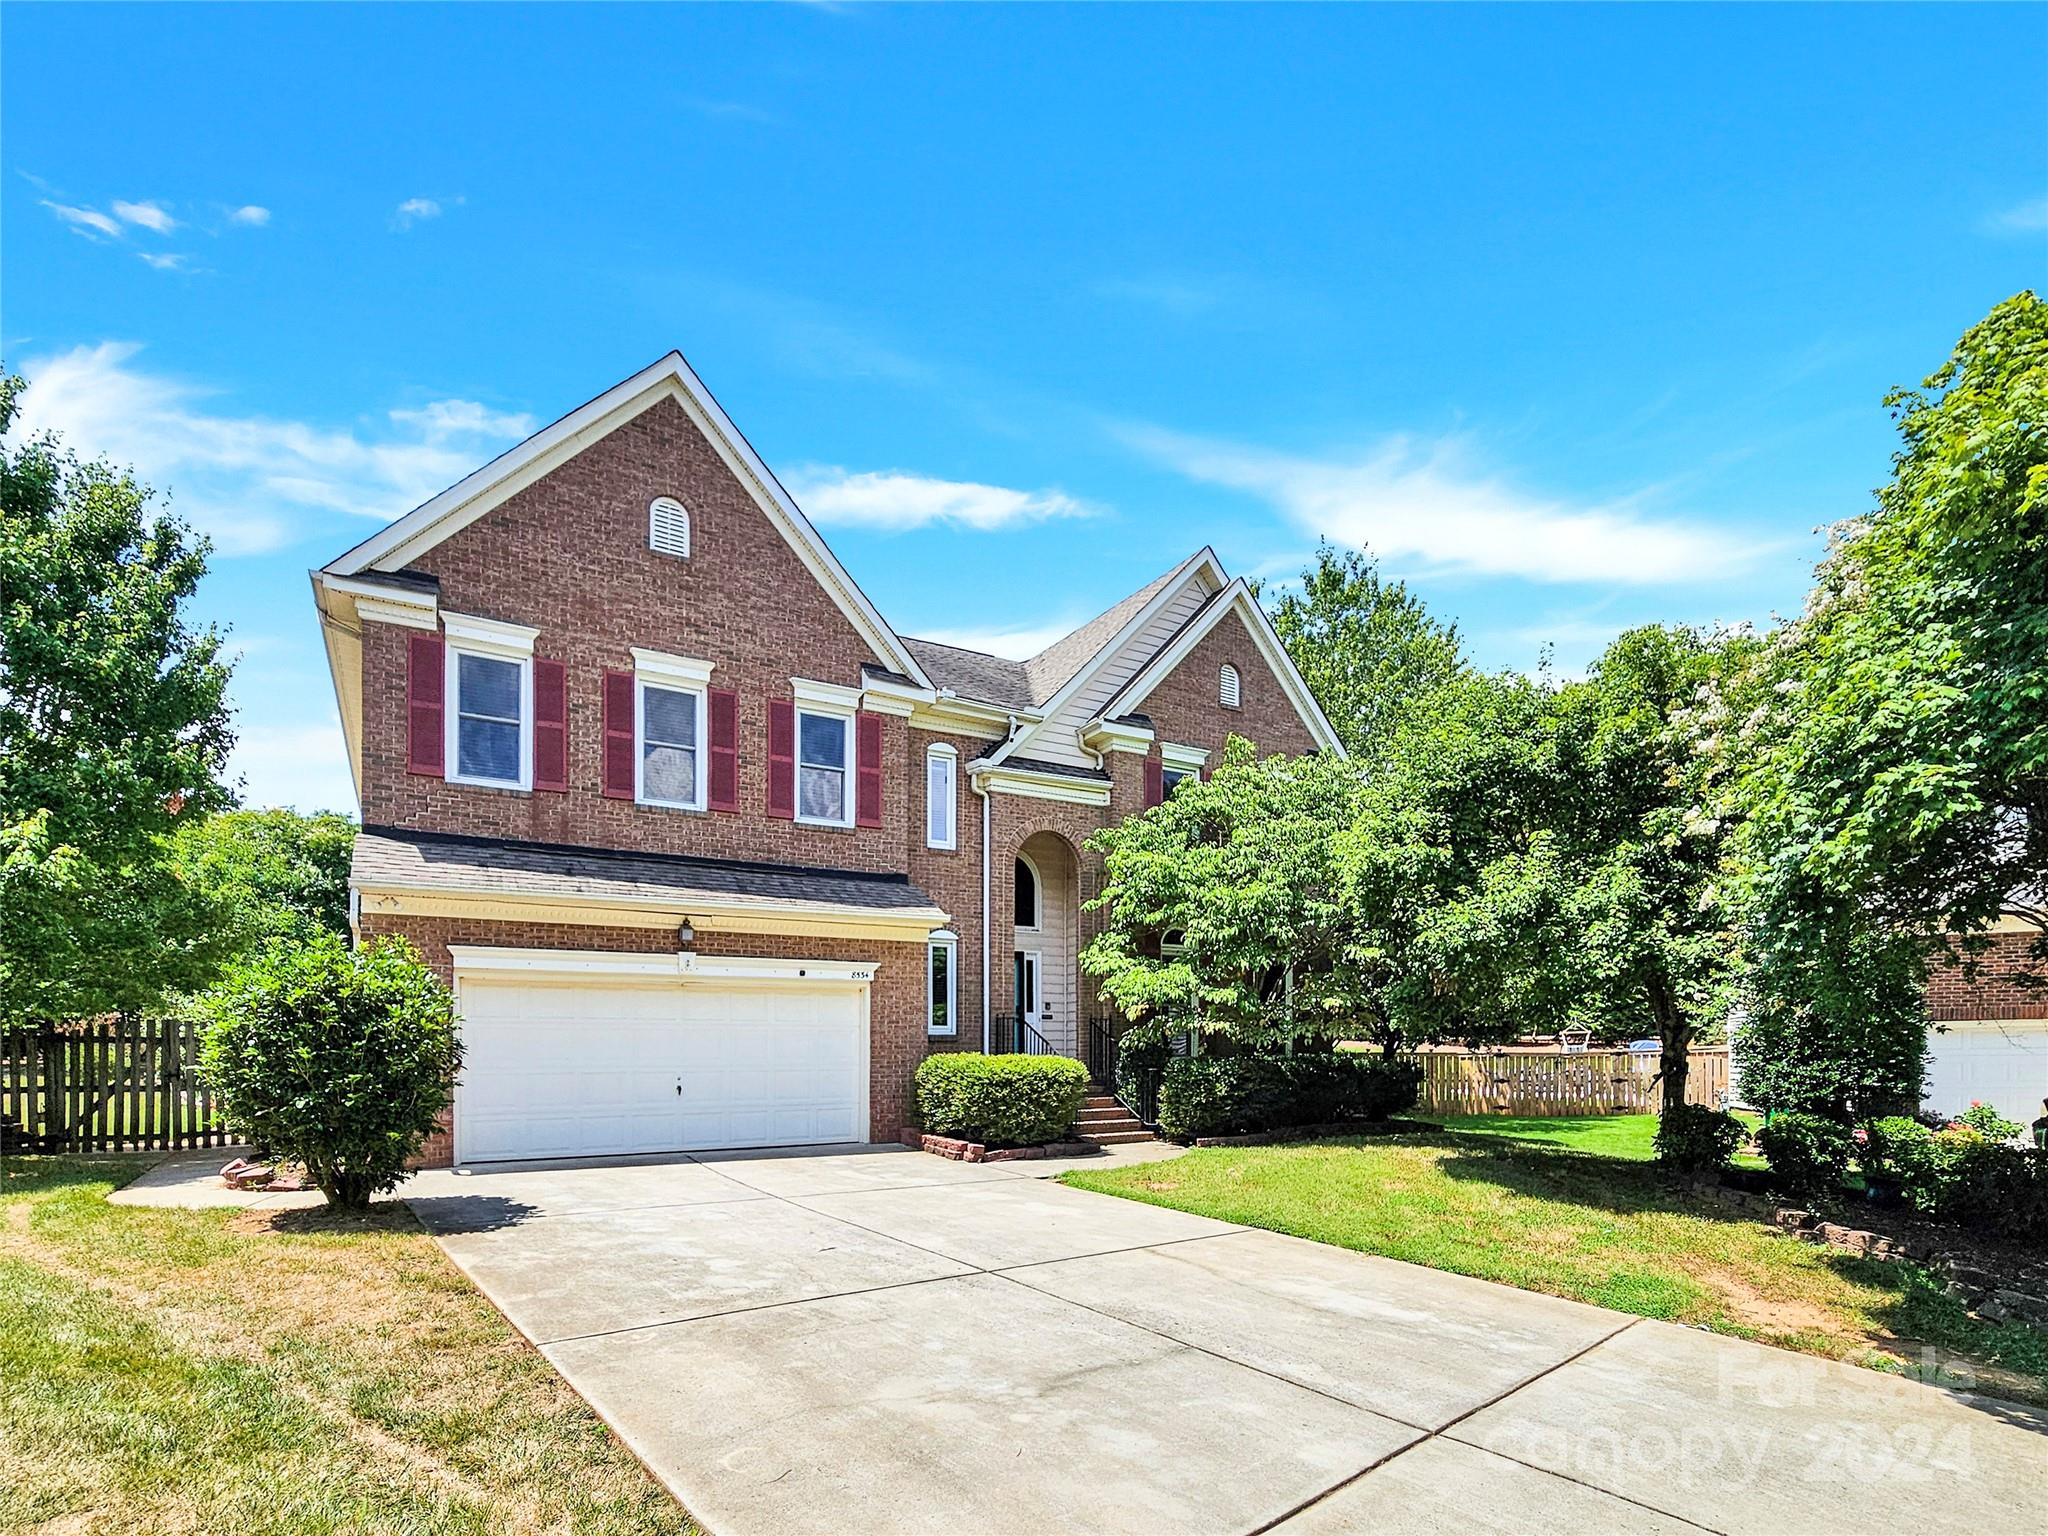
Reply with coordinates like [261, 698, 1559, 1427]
[1085, 1015, 1163, 1127]
[990, 1014, 1058, 1057]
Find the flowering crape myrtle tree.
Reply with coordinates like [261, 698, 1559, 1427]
[1728, 292, 2048, 1118]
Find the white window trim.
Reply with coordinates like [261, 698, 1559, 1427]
[442, 611, 539, 659]
[635, 675, 709, 812]
[925, 743, 957, 850]
[795, 701, 857, 829]
[1161, 741, 1210, 773]
[445, 647, 533, 791]
[632, 647, 715, 689]
[1014, 850, 1043, 932]
[927, 929, 959, 1037]
[791, 676, 864, 711]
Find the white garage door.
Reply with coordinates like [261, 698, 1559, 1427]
[455, 977, 866, 1163]
[1924, 1021, 2048, 1129]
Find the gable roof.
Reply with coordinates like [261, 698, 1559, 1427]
[1020, 557, 1195, 703]
[900, 637, 1036, 711]
[320, 352, 932, 689]
[1094, 577, 1347, 756]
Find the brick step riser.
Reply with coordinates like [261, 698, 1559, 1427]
[1079, 1131, 1157, 1146]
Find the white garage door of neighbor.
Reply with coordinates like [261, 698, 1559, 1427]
[1924, 1021, 2048, 1129]
[455, 977, 866, 1163]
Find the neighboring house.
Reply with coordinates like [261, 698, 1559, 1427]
[1924, 917, 2048, 1129]
[313, 353, 1342, 1165]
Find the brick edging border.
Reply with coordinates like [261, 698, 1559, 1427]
[900, 1128, 1102, 1163]
[1188, 1117, 1434, 1148]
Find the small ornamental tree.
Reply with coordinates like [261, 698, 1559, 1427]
[199, 935, 460, 1208]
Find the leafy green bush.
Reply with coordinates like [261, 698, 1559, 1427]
[1651, 1104, 1745, 1175]
[1953, 1102, 2023, 1141]
[914, 1054, 1088, 1146]
[198, 934, 459, 1208]
[1155, 1053, 1421, 1140]
[1755, 1112, 1855, 1201]
[1867, 1116, 2048, 1240]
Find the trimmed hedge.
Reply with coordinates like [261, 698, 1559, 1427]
[1155, 1053, 1421, 1141]
[1652, 1104, 1746, 1175]
[1755, 1112, 1855, 1201]
[1865, 1116, 2048, 1242]
[915, 1054, 1088, 1147]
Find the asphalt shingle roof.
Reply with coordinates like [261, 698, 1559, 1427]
[353, 826, 944, 915]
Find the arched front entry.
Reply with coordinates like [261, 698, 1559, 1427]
[1011, 830, 1082, 1058]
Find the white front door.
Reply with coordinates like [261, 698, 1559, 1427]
[1015, 950, 1042, 1041]
[454, 976, 866, 1163]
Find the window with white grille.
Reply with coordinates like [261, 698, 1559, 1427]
[649, 496, 691, 558]
[1219, 663, 1240, 709]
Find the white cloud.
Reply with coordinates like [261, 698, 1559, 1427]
[1096, 274, 1227, 317]
[1127, 426, 1752, 586]
[1986, 195, 2048, 234]
[227, 204, 271, 227]
[225, 721, 358, 814]
[392, 197, 443, 229]
[787, 466, 1091, 532]
[137, 252, 190, 271]
[909, 619, 1083, 661]
[111, 199, 177, 233]
[5, 342, 535, 556]
[42, 200, 122, 239]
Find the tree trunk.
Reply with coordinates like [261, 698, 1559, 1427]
[1649, 982, 1690, 1117]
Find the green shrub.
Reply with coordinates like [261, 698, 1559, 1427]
[1953, 1102, 2023, 1141]
[914, 1054, 1088, 1146]
[1863, 1115, 1933, 1184]
[1154, 1053, 1421, 1141]
[198, 934, 459, 1208]
[1755, 1112, 1855, 1201]
[1652, 1104, 1745, 1175]
[1869, 1116, 2048, 1240]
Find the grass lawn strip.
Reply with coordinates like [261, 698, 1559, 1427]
[0, 1155, 697, 1536]
[1063, 1129, 2048, 1405]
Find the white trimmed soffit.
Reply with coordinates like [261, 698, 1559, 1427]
[967, 763, 1113, 807]
[358, 882, 949, 943]
[910, 693, 1040, 735]
[320, 573, 440, 630]
[449, 944, 881, 985]
[634, 647, 716, 687]
[319, 352, 934, 691]
[1098, 579, 1348, 758]
[1160, 741, 1210, 772]
[309, 572, 368, 811]
[988, 547, 1228, 769]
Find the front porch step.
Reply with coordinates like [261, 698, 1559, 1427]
[1077, 1128, 1157, 1146]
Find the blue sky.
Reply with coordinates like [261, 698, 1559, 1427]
[6, 4, 2044, 813]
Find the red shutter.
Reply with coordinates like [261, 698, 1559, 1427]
[708, 688, 739, 812]
[407, 631, 445, 777]
[1144, 756, 1164, 808]
[601, 670, 636, 799]
[766, 698, 795, 818]
[856, 712, 884, 828]
[534, 658, 568, 792]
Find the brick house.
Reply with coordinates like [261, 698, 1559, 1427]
[1923, 918, 2048, 1129]
[313, 353, 1342, 1165]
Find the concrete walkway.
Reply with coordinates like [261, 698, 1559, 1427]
[104, 1146, 328, 1211]
[404, 1145, 2048, 1536]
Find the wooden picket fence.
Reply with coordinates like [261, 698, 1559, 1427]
[0, 1017, 232, 1154]
[1410, 1046, 1730, 1117]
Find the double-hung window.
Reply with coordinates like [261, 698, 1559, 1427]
[797, 709, 852, 825]
[928, 931, 958, 1036]
[925, 744, 957, 849]
[632, 649, 715, 812]
[444, 613, 538, 790]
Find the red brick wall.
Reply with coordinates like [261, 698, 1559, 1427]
[906, 726, 987, 1052]
[1927, 930, 2048, 1021]
[359, 395, 906, 870]
[1138, 607, 1319, 762]
[360, 913, 926, 1166]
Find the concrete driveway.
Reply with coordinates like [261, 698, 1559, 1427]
[406, 1145, 2048, 1536]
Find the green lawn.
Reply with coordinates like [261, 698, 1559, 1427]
[0, 1156, 695, 1536]
[1423, 1111, 1766, 1166]
[1064, 1129, 2048, 1404]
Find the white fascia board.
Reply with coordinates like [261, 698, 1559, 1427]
[968, 764, 1113, 807]
[1100, 580, 1348, 758]
[442, 610, 540, 657]
[634, 647, 716, 687]
[321, 352, 935, 692]
[321, 573, 440, 629]
[860, 675, 932, 717]
[988, 547, 1227, 768]
[310, 573, 366, 810]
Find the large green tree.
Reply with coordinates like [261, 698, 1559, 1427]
[0, 372, 236, 1024]
[1726, 292, 2046, 1116]
[1267, 542, 1467, 762]
[170, 809, 357, 951]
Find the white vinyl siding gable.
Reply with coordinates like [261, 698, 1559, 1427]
[1023, 576, 1219, 768]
